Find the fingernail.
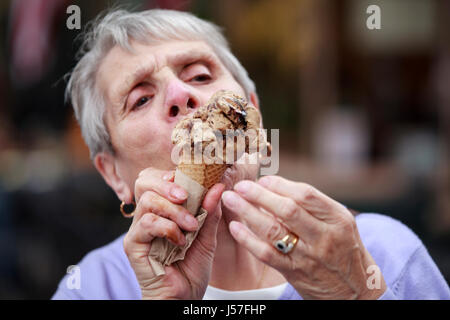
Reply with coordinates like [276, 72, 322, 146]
[171, 187, 187, 200]
[258, 176, 270, 187]
[229, 221, 239, 233]
[229, 221, 241, 237]
[222, 191, 238, 209]
[234, 181, 251, 194]
[163, 172, 174, 181]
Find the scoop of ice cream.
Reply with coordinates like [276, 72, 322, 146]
[202, 91, 248, 130]
[171, 90, 267, 164]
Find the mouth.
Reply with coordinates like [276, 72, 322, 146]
[220, 152, 260, 191]
[221, 165, 237, 191]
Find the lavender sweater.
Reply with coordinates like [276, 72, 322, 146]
[52, 213, 450, 300]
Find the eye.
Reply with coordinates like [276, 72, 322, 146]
[181, 63, 213, 83]
[132, 95, 152, 110]
[191, 74, 211, 82]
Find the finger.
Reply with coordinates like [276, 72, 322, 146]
[222, 190, 297, 245]
[123, 231, 157, 281]
[132, 212, 186, 247]
[162, 171, 175, 182]
[202, 183, 226, 215]
[233, 180, 322, 238]
[196, 183, 226, 246]
[257, 176, 345, 220]
[132, 191, 198, 232]
[124, 213, 186, 281]
[135, 168, 187, 204]
[228, 221, 286, 269]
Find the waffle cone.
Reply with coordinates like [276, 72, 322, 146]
[177, 162, 228, 190]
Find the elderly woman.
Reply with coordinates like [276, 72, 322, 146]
[52, 9, 449, 300]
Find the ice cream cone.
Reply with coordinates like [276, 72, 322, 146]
[148, 90, 268, 277]
[177, 162, 228, 190]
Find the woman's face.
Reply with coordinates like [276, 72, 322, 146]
[95, 40, 256, 194]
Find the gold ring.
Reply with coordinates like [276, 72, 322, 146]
[274, 234, 298, 254]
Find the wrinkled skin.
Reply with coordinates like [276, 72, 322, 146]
[93, 39, 387, 300]
[223, 176, 387, 299]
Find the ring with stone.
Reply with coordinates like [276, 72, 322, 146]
[274, 233, 298, 254]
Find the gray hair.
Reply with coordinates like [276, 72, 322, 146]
[67, 9, 256, 159]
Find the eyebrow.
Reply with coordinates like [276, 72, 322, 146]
[116, 49, 219, 114]
[113, 64, 155, 116]
[169, 49, 218, 70]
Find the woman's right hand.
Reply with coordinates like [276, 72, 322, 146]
[123, 167, 225, 299]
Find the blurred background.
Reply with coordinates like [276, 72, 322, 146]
[0, 0, 449, 299]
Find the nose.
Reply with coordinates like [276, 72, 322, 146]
[163, 79, 199, 120]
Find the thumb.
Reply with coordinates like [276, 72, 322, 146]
[196, 183, 225, 247]
[202, 183, 225, 216]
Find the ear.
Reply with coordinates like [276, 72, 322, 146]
[249, 92, 260, 110]
[94, 152, 133, 203]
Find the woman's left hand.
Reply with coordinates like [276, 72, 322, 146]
[221, 175, 387, 300]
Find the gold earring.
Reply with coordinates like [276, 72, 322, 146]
[120, 201, 135, 218]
